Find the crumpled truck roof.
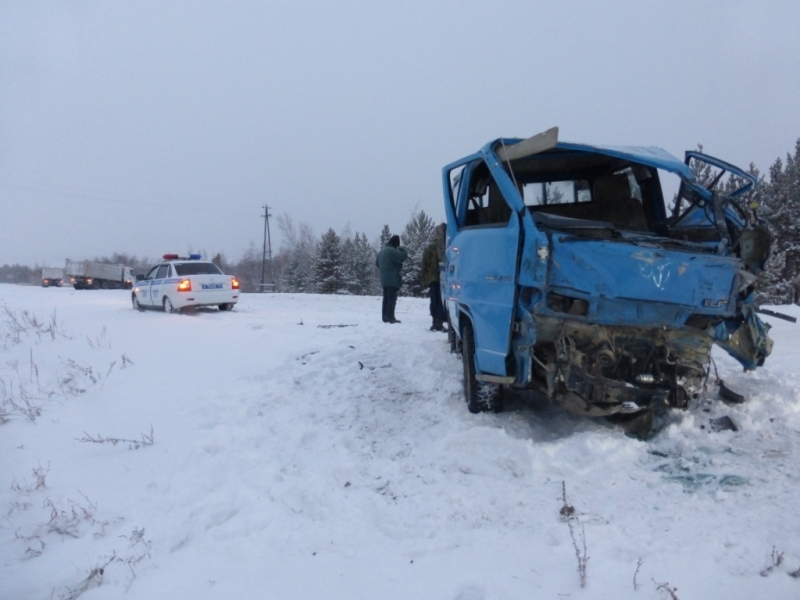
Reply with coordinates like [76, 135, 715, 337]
[489, 136, 696, 181]
[555, 142, 695, 180]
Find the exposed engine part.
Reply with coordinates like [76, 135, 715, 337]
[592, 343, 616, 369]
[532, 317, 710, 420]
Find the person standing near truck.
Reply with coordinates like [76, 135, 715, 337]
[376, 234, 407, 324]
[421, 224, 448, 331]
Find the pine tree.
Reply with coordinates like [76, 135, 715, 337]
[339, 235, 357, 294]
[400, 210, 436, 296]
[211, 252, 234, 275]
[759, 140, 800, 304]
[352, 232, 378, 295]
[379, 225, 392, 248]
[276, 213, 318, 293]
[315, 228, 343, 294]
[283, 248, 317, 293]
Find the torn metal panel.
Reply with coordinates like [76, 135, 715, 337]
[495, 127, 559, 162]
[713, 301, 773, 370]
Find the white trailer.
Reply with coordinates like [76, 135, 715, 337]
[65, 260, 135, 290]
[41, 267, 64, 287]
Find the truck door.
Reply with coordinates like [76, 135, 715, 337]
[450, 160, 521, 377]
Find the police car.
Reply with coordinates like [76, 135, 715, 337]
[132, 254, 240, 313]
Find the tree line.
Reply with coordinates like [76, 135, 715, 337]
[1, 210, 442, 296]
[4, 137, 800, 304]
[750, 139, 800, 304]
[241, 210, 439, 297]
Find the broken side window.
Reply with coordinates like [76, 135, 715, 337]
[461, 162, 512, 228]
[448, 164, 466, 215]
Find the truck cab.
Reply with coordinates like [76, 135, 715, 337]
[442, 128, 772, 435]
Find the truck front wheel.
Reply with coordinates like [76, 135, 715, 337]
[461, 322, 503, 414]
[448, 317, 458, 353]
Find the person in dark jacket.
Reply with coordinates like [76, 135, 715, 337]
[375, 235, 408, 323]
[421, 224, 448, 331]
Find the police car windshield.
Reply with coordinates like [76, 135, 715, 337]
[174, 262, 223, 276]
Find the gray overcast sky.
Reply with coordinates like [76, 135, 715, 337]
[2, 1, 799, 267]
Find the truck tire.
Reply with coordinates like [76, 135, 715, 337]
[163, 297, 177, 314]
[448, 318, 457, 353]
[461, 322, 503, 413]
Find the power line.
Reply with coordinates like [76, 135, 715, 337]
[0, 178, 253, 218]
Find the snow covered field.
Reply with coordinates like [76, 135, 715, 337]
[2, 285, 800, 600]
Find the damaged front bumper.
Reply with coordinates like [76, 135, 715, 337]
[531, 317, 710, 416]
[525, 304, 771, 433]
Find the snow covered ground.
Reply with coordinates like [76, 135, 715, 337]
[2, 285, 800, 600]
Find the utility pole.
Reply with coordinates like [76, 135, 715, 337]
[261, 205, 273, 292]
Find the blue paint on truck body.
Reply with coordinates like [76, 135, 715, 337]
[442, 131, 772, 433]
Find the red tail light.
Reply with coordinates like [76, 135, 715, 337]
[231, 277, 240, 290]
[178, 279, 192, 292]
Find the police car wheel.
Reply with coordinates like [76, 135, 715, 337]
[132, 294, 142, 311]
[163, 297, 177, 314]
[219, 303, 232, 311]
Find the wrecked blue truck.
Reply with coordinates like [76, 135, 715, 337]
[441, 127, 773, 435]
